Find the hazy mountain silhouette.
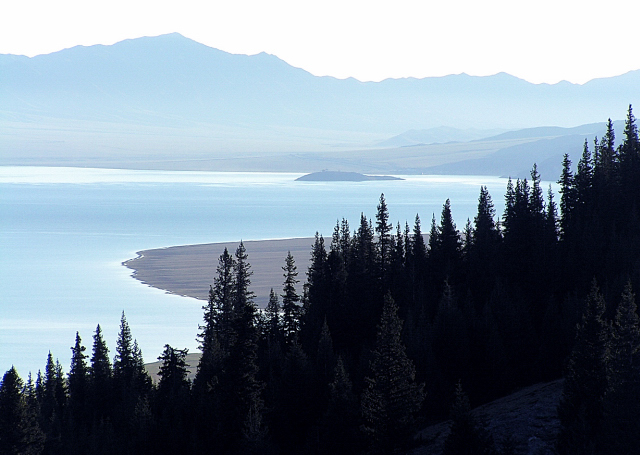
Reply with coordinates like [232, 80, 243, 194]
[2, 33, 639, 132]
[1, 33, 638, 175]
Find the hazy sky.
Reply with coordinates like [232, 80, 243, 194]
[2, 0, 639, 85]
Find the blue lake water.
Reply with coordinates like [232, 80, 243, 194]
[1, 166, 548, 378]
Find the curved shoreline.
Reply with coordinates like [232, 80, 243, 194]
[123, 237, 315, 307]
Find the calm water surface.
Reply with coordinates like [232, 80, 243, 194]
[1, 166, 543, 377]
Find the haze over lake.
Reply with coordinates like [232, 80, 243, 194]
[0, 166, 549, 377]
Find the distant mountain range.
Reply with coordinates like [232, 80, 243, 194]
[1, 33, 637, 177]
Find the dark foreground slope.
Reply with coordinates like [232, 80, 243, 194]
[412, 380, 563, 455]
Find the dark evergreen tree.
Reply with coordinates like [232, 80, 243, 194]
[153, 345, 191, 455]
[361, 295, 424, 454]
[412, 215, 427, 260]
[429, 199, 462, 291]
[557, 281, 610, 455]
[318, 356, 362, 455]
[195, 247, 235, 392]
[375, 193, 393, 292]
[558, 153, 576, 239]
[575, 139, 594, 210]
[350, 213, 378, 348]
[264, 288, 283, 343]
[619, 105, 640, 222]
[316, 319, 336, 385]
[0, 367, 45, 455]
[274, 342, 314, 454]
[110, 313, 152, 454]
[223, 242, 265, 454]
[407, 214, 427, 313]
[302, 233, 329, 354]
[281, 251, 301, 345]
[442, 381, 495, 455]
[432, 283, 471, 391]
[599, 282, 640, 454]
[89, 325, 113, 422]
[468, 186, 500, 308]
[233, 241, 255, 322]
[68, 333, 88, 409]
[113, 312, 134, 385]
[66, 332, 90, 454]
[39, 353, 65, 454]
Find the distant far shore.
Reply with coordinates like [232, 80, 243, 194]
[123, 238, 315, 308]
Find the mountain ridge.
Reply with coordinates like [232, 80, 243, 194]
[3, 33, 638, 132]
[2, 33, 638, 177]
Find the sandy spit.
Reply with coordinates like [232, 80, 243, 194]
[123, 237, 315, 308]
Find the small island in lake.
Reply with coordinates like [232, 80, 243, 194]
[296, 170, 404, 181]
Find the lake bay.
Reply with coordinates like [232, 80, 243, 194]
[1, 166, 536, 377]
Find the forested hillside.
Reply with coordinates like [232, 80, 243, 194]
[3, 107, 640, 454]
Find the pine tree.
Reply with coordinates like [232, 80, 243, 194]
[557, 281, 610, 455]
[40, 352, 65, 454]
[114, 312, 134, 383]
[529, 164, 545, 227]
[575, 139, 594, 209]
[234, 241, 255, 316]
[302, 233, 330, 353]
[316, 319, 336, 384]
[156, 344, 190, 388]
[264, 288, 282, 343]
[619, 105, 640, 214]
[0, 367, 45, 455]
[195, 247, 235, 393]
[375, 193, 393, 292]
[502, 177, 515, 235]
[281, 251, 301, 345]
[443, 381, 495, 455]
[319, 356, 361, 455]
[361, 295, 424, 454]
[68, 332, 89, 413]
[599, 282, 640, 454]
[474, 186, 498, 249]
[89, 324, 112, 423]
[154, 345, 191, 455]
[558, 154, 576, 239]
[275, 342, 314, 453]
[200, 242, 266, 454]
[468, 186, 500, 308]
[439, 199, 460, 258]
[67, 332, 90, 453]
[389, 222, 408, 308]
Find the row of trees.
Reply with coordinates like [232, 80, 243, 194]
[2, 106, 640, 454]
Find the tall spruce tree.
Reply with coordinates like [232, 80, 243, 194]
[443, 381, 495, 455]
[302, 233, 329, 354]
[89, 324, 112, 428]
[599, 282, 640, 454]
[0, 367, 45, 455]
[281, 251, 301, 345]
[67, 332, 89, 453]
[558, 154, 576, 239]
[361, 295, 424, 454]
[375, 193, 393, 292]
[195, 247, 235, 393]
[113, 312, 134, 384]
[154, 345, 191, 455]
[557, 281, 610, 455]
[318, 356, 362, 455]
[224, 242, 265, 454]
